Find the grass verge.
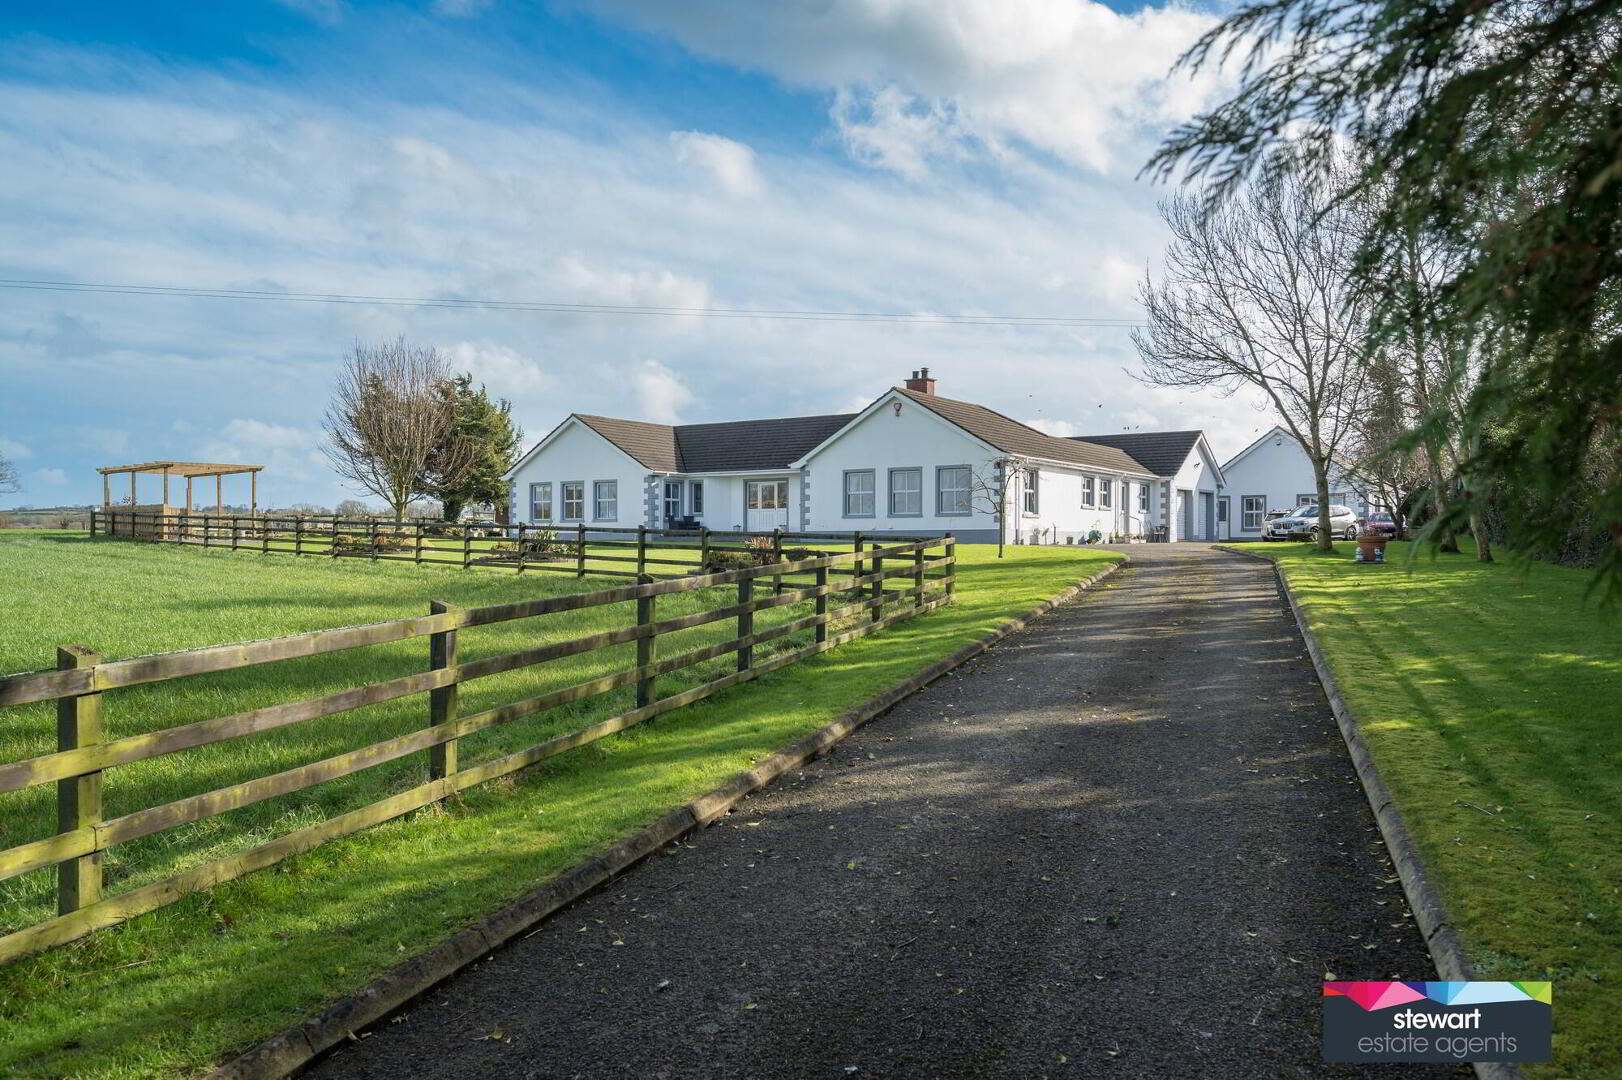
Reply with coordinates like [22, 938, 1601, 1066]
[0, 532, 1120, 1079]
[1236, 540, 1621, 1079]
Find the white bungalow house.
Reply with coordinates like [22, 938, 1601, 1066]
[1220, 425, 1372, 539]
[1064, 430, 1227, 541]
[503, 370, 1225, 544]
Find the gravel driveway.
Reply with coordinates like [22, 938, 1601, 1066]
[305, 545, 1449, 1079]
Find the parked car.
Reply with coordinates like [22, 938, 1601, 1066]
[1259, 508, 1294, 540]
[462, 519, 504, 538]
[1268, 504, 1360, 541]
[1357, 511, 1399, 539]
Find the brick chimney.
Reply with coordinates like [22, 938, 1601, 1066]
[904, 367, 937, 394]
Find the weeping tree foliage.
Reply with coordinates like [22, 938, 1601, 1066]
[1147, 0, 1622, 592]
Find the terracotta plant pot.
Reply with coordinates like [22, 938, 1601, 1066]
[1356, 532, 1389, 563]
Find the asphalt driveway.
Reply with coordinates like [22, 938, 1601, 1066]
[304, 544, 1448, 1079]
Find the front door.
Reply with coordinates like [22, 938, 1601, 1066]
[744, 479, 790, 532]
[1177, 490, 1192, 540]
[1217, 496, 1231, 540]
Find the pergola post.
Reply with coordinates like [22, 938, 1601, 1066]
[186, 476, 193, 513]
[215, 473, 223, 516]
[128, 470, 136, 508]
[101, 474, 109, 509]
[162, 468, 170, 510]
[250, 470, 257, 513]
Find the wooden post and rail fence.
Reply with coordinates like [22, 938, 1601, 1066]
[87, 509, 928, 583]
[0, 536, 956, 966]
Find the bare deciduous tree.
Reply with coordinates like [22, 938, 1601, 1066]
[1134, 174, 1371, 551]
[966, 459, 1013, 558]
[323, 339, 474, 521]
[0, 454, 19, 496]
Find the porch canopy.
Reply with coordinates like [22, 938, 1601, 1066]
[98, 461, 264, 513]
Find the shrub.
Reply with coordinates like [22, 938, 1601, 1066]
[702, 551, 755, 573]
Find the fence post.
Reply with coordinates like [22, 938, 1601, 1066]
[636, 574, 656, 708]
[737, 574, 754, 672]
[576, 523, 587, 578]
[88, 509, 97, 537]
[814, 563, 828, 645]
[515, 523, 526, 573]
[699, 527, 710, 575]
[55, 645, 102, 916]
[913, 542, 925, 611]
[294, 516, 303, 557]
[428, 600, 459, 786]
[371, 520, 381, 562]
[853, 530, 864, 595]
[871, 543, 884, 623]
[231, 515, 240, 551]
[416, 522, 425, 565]
[944, 533, 956, 603]
[771, 527, 783, 594]
[637, 524, 647, 578]
[462, 525, 472, 570]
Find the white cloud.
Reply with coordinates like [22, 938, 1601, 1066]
[631, 360, 695, 424]
[33, 467, 67, 485]
[0, 28, 1270, 507]
[586, 0, 1226, 177]
[670, 131, 766, 197]
[0, 437, 32, 460]
[1025, 417, 1079, 437]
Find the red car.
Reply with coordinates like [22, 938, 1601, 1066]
[1357, 512, 1399, 539]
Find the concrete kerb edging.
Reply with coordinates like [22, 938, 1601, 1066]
[206, 556, 1131, 1080]
[1213, 545, 1520, 1080]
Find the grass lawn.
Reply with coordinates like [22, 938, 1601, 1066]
[0, 531, 1120, 1079]
[1236, 540, 1621, 1078]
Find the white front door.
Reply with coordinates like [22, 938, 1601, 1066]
[744, 479, 790, 532]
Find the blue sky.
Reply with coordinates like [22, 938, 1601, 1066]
[0, 0, 1270, 509]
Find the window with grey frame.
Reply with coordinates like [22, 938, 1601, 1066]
[1022, 467, 1039, 514]
[1100, 478, 1113, 509]
[1080, 474, 1095, 508]
[936, 465, 971, 516]
[1137, 482, 1149, 512]
[843, 470, 876, 517]
[593, 480, 618, 521]
[529, 481, 552, 521]
[1242, 496, 1265, 531]
[690, 480, 703, 514]
[561, 481, 585, 521]
[662, 479, 682, 524]
[888, 467, 922, 516]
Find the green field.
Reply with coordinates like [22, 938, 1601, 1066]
[0, 530, 1120, 1079]
[1240, 541, 1621, 1078]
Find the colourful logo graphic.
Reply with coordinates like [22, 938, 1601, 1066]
[1322, 981, 1552, 1063]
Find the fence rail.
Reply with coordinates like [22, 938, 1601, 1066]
[88, 509, 932, 580]
[0, 536, 955, 965]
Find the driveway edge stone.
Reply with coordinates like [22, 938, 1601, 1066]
[204, 555, 1129, 1080]
[1214, 545, 1519, 1080]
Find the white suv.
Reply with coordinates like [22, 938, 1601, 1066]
[1267, 504, 1359, 541]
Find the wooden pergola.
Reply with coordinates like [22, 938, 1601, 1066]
[97, 461, 264, 515]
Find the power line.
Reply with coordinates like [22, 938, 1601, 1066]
[0, 278, 1146, 328]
